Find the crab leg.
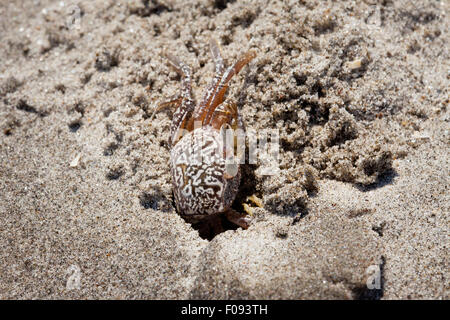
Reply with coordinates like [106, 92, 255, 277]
[164, 53, 196, 146]
[188, 39, 226, 130]
[224, 208, 252, 229]
[203, 50, 256, 126]
[209, 103, 237, 131]
[149, 97, 183, 122]
[210, 38, 225, 74]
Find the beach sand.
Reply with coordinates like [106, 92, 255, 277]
[0, 0, 448, 299]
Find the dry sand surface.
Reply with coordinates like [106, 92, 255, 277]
[0, 0, 448, 299]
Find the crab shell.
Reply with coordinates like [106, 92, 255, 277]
[170, 126, 240, 220]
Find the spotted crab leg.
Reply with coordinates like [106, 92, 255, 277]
[187, 39, 226, 130]
[224, 208, 252, 229]
[164, 53, 196, 146]
[203, 50, 256, 126]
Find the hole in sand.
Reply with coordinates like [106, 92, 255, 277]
[103, 142, 119, 156]
[213, 0, 235, 10]
[183, 163, 258, 241]
[188, 214, 239, 241]
[68, 121, 81, 132]
[139, 192, 159, 210]
[106, 167, 123, 180]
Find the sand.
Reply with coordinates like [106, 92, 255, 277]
[0, 0, 448, 299]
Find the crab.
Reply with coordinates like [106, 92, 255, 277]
[155, 39, 256, 230]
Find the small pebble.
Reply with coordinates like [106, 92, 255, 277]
[347, 58, 362, 70]
[69, 153, 81, 167]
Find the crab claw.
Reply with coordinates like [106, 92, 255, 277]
[224, 208, 252, 229]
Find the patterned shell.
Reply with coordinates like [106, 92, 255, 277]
[171, 126, 240, 218]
